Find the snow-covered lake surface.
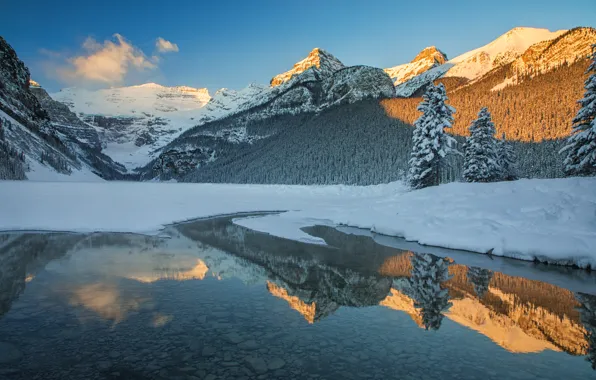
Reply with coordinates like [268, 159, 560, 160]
[0, 216, 594, 379]
[1, 177, 595, 268]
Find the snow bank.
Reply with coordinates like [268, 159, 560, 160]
[270, 177, 596, 268]
[1, 177, 595, 268]
[0, 180, 404, 233]
[25, 161, 104, 182]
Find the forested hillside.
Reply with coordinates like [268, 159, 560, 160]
[382, 58, 589, 141]
[0, 120, 26, 180]
[144, 99, 564, 185]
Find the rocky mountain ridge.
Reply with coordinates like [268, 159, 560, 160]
[2, 25, 594, 182]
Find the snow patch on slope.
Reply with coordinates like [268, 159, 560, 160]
[26, 160, 104, 182]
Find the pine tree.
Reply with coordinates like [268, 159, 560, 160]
[560, 46, 596, 176]
[497, 132, 518, 180]
[462, 107, 500, 182]
[408, 83, 458, 189]
[409, 253, 453, 331]
[466, 266, 493, 298]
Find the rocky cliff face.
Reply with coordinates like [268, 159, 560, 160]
[29, 85, 127, 178]
[0, 37, 47, 124]
[270, 48, 345, 87]
[30, 86, 101, 149]
[0, 37, 129, 180]
[0, 37, 80, 178]
[322, 66, 395, 106]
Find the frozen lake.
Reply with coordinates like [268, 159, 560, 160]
[0, 215, 594, 379]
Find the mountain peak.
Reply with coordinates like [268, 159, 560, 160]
[270, 47, 345, 87]
[412, 46, 448, 65]
[384, 46, 448, 87]
[308, 47, 324, 56]
[503, 26, 566, 37]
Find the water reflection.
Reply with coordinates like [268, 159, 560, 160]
[0, 216, 595, 379]
[576, 292, 596, 369]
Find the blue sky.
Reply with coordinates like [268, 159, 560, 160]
[3, 0, 595, 93]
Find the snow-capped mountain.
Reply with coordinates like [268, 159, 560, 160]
[389, 27, 569, 97]
[270, 48, 345, 87]
[444, 27, 567, 79]
[385, 46, 448, 86]
[50, 83, 233, 171]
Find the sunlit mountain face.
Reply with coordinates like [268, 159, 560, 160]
[0, 216, 594, 378]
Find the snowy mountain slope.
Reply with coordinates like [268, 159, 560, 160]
[270, 48, 345, 87]
[53, 83, 211, 116]
[49, 84, 214, 171]
[0, 108, 102, 181]
[444, 27, 567, 79]
[385, 46, 447, 86]
[394, 63, 453, 98]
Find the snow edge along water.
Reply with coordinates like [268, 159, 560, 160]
[1, 177, 595, 269]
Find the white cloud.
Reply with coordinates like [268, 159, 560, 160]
[51, 34, 160, 86]
[155, 37, 179, 53]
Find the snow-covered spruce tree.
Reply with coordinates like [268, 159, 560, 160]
[409, 253, 453, 331]
[560, 46, 596, 176]
[462, 107, 500, 182]
[576, 292, 596, 370]
[466, 266, 493, 299]
[497, 132, 518, 181]
[408, 83, 458, 189]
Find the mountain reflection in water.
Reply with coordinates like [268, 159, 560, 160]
[0, 215, 594, 379]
